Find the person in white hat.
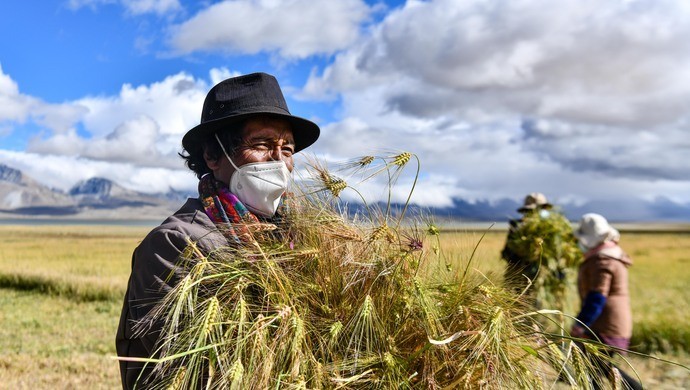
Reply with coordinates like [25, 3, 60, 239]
[571, 213, 641, 389]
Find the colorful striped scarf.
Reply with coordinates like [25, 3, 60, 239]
[198, 173, 261, 244]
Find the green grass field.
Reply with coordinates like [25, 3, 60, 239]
[0, 224, 688, 388]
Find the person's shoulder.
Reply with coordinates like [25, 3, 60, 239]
[140, 198, 225, 249]
[598, 245, 632, 266]
[508, 218, 522, 229]
[586, 245, 632, 269]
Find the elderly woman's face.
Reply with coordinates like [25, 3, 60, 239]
[208, 116, 295, 185]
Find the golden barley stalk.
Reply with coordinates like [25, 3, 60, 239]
[392, 152, 412, 166]
[329, 321, 343, 345]
[246, 222, 277, 232]
[358, 156, 375, 166]
[369, 224, 389, 242]
[327, 177, 347, 197]
[166, 366, 186, 390]
[202, 297, 220, 337]
[228, 358, 244, 390]
[612, 367, 623, 390]
[361, 295, 372, 319]
[291, 314, 305, 354]
[183, 237, 206, 259]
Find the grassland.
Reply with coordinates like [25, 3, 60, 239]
[0, 224, 688, 388]
[0, 225, 148, 389]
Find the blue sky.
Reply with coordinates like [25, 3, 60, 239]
[1, 0, 689, 220]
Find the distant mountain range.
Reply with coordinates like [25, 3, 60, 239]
[1, 163, 689, 222]
[426, 197, 690, 223]
[0, 163, 188, 219]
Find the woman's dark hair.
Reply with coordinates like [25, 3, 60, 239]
[179, 122, 246, 179]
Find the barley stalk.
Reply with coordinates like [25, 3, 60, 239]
[392, 152, 412, 167]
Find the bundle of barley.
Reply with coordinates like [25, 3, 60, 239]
[132, 153, 606, 389]
[502, 209, 581, 315]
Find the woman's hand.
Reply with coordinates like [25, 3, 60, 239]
[570, 324, 586, 338]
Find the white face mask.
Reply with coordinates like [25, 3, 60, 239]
[215, 134, 291, 217]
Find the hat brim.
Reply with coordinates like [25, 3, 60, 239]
[182, 110, 320, 154]
[575, 231, 599, 250]
[575, 226, 620, 250]
[517, 203, 553, 213]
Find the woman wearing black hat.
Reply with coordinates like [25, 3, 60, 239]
[115, 73, 320, 389]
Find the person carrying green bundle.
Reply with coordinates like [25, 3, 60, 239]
[500, 192, 580, 311]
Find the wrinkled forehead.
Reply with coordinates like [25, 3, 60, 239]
[241, 116, 295, 143]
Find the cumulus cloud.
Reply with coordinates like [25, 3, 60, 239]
[303, 0, 690, 203]
[169, 0, 372, 59]
[0, 64, 37, 123]
[308, 0, 690, 125]
[27, 115, 181, 168]
[4, 69, 233, 170]
[73, 72, 207, 141]
[520, 119, 690, 181]
[1, 65, 89, 134]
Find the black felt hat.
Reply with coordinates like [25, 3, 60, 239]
[182, 72, 320, 153]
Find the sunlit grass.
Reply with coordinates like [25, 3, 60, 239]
[432, 229, 506, 278]
[0, 288, 121, 389]
[624, 233, 690, 353]
[0, 225, 148, 301]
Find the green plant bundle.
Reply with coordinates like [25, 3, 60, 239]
[130, 153, 609, 389]
[502, 210, 581, 314]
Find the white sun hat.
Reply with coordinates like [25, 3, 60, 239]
[575, 213, 620, 250]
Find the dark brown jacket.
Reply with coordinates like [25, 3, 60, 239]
[115, 198, 227, 389]
[577, 243, 633, 339]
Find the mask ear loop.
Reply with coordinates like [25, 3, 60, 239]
[215, 133, 241, 171]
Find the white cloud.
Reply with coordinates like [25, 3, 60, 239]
[121, 0, 181, 15]
[4, 69, 238, 170]
[14, 71, 208, 168]
[33, 103, 90, 134]
[27, 115, 182, 168]
[169, 0, 372, 59]
[209, 68, 242, 86]
[308, 0, 690, 125]
[73, 72, 207, 142]
[0, 149, 196, 194]
[65, 0, 116, 11]
[302, 0, 690, 205]
[0, 64, 37, 123]
[1, 65, 89, 134]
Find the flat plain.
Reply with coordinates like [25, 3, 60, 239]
[0, 224, 688, 388]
